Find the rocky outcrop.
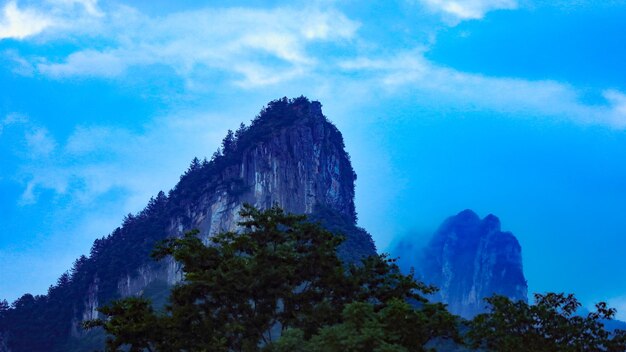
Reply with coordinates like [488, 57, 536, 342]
[110, 97, 371, 302]
[420, 209, 527, 318]
[82, 277, 99, 322]
[173, 99, 357, 240]
[0, 97, 377, 352]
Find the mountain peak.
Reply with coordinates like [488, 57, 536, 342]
[420, 209, 527, 318]
[455, 209, 480, 222]
[482, 213, 501, 232]
[170, 96, 355, 221]
[0, 97, 376, 352]
[251, 96, 326, 130]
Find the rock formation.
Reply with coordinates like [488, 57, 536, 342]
[419, 209, 528, 318]
[0, 97, 376, 352]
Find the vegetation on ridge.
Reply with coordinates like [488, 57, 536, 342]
[1, 98, 625, 351]
[85, 205, 626, 352]
[469, 293, 626, 351]
[86, 204, 460, 351]
[0, 96, 362, 352]
[170, 96, 356, 221]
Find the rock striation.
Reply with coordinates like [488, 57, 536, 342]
[109, 97, 371, 303]
[419, 209, 528, 319]
[0, 97, 376, 352]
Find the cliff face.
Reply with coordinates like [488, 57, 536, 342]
[177, 100, 356, 237]
[89, 98, 374, 320]
[420, 210, 527, 319]
[114, 98, 365, 298]
[0, 97, 376, 352]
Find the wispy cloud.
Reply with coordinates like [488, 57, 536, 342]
[2, 49, 35, 75]
[24, 127, 56, 158]
[0, 1, 54, 39]
[0, 0, 103, 40]
[52, 0, 103, 17]
[0, 113, 27, 134]
[15, 111, 236, 210]
[24, 5, 359, 87]
[38, 49, 127, 78]
[419, 0, 518, 22]
[13, 0, 625, 131]
[339, 51, 626, 129]
[604, 90, 626, 121]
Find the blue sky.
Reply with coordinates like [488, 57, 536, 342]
[1, 0, 626, 317]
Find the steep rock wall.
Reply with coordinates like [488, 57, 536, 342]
[1, 98, 377, 352]
[79, 98, 373, 328]
[420, 210, 528, 318]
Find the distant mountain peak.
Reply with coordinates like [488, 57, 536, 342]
[457, 208, 479, 219]
[482, 213, 501, 232]
[399, 209, 528, 319]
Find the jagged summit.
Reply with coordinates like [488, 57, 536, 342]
[419, 210, 527, 319]
[455, 208, 480, 219]
[170, 96, 357, 223]
[0, 97, 376, 352]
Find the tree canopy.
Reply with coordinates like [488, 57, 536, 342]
[468, 293, 626, 352]
[86, 204, 459, 351]
[84, 204, 626, 352]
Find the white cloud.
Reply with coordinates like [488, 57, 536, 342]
[232, 64, 307, 88]
[38, 49, 127, 78]
[6, 1, 626, 131]
[18, 127, 61, 204]
[0, 0, 108, 41]
[420, 0, 518, 21]
[0, 113, 27, 134]
[2, 49, 35, 75]
[29, 6, 359, 87]
[50, 0, 103, 17]
[604, 90, 626, 127]
[24, 127, 57, 158]
[0, 1, 54, 39]
[339, 51, 626, 129]
[16, 110, 236, 210]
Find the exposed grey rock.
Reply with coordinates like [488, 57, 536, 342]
[79, 97, 376, 327]
[0, 98, 377, 351]
[420, 209, 528, 319]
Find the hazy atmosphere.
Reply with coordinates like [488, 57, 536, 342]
[1, 0, 626, 319]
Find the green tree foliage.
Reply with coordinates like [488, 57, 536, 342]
[308, 204, 375, 263]
[221, 129, 236, 154]
[468, 292, 626, 352]
[84, 298, 160, 352]
[86, 204, 459, 351]
[269, 299, 458, 352]
[0, 97, 359, 351]
[0, 299, 8, 340]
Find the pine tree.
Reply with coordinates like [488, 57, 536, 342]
[86, 205, 458, 351]
[221, 129, 235, 155]
[187, 157, 201, 173]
